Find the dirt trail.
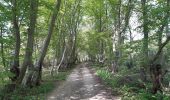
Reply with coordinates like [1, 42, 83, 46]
[47, 63, 120, 100]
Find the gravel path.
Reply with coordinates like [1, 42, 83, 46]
[47, 63, 121, 100]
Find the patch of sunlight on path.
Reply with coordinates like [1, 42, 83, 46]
[47, 63, 121, 100]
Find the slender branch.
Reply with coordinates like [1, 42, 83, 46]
[152, 37, 170, 63]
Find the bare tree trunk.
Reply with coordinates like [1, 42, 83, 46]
[17, 0, 38, 86]
[10, 0, 21, 82]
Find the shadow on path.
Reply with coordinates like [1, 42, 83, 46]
[47, 63, 121, 100]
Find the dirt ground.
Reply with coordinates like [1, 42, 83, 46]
[46, 63, 121, 100]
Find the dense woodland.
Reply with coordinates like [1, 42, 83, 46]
[0, 0, 170, 99]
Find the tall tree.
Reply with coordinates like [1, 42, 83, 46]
[29, 0, 61, 85]
[67, 0, 82, 66]
[17, 0, 39, 85]
[10, 0, 21, 82]
[140, 0, 149, 81]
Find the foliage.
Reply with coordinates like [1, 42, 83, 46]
[0, 0, 170, 99]
[95, 65, 170, 100]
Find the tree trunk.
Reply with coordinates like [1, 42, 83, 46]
[67, 0, 81, 66]
[10, 0, 21, 82]
[30, 0, 61, 86]
[17, 0, 38, 86]
[140, 0, 149, 81]
[0, 27, 6, 68]
[115, 0, 122, 72]
[56, 45, 67, 74]
[150, 0, 170, 94]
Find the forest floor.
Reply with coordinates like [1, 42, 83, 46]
[46, 63, 121, 100]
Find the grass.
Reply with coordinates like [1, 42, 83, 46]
[0, 69, 71, 100]
[8, 82, 55, 100]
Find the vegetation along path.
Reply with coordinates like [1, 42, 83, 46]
[47, 63, 120, 100]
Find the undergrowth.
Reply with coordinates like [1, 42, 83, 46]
[95, 65, 170, 100]
[0, 70, 70, 100]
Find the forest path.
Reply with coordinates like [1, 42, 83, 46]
[46, 63, 120, 100]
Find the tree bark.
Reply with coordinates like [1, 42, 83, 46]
[17, 0, 38, 86]
[114, 0, 122, 72]
[10, 0, 21, 82]
[30, 0, 61, 86]
[56, 45, 67, 74]
[67, 0, 81, 66]
[152, 38, 170, 64]
[0, 27, 6, 68]
[150, 0, 170, 94]
[150, 0, 170, 72]
[140, 0, 149, 81]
